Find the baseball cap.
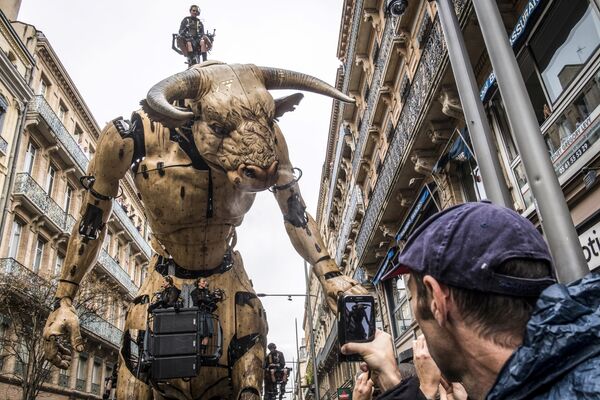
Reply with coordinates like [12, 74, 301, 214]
[391, 201, 556, 296]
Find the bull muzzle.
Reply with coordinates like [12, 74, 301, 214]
[228, 161, 279, 192]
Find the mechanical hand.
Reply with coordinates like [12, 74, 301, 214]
[317, 259, 368, 313]
[43, 298, 84, 369]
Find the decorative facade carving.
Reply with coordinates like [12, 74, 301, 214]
[428, 121, 454, 144]
[439, 86, 464, 120]
[363, 8, 382, 32]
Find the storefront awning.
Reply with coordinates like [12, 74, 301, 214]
[372, 187, 431, 285]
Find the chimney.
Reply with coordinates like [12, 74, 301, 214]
[0, 0, 23, 21]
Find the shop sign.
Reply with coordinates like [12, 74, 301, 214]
[480, 0, 545, 100]
[579, 219, 600, 271]
[338, 387, 352, 400]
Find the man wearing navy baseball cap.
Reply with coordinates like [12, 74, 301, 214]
[342, 201, 600, 399]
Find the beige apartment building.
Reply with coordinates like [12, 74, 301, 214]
[302, 0, 600, 398]
[0, 5, 152, 399]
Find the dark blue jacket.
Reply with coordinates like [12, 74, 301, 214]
[487, 272, 600, 399]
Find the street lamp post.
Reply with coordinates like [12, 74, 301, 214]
[295, 318, 303, 400]
[304, 261, 320, 400]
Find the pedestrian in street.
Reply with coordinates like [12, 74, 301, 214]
[342, 201, 600, 399]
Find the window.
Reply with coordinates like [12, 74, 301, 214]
[103, 231, 112, 252]
[65, 184, 73, 214]
[46, 165, 56, 196]
[92, 360, 102, 385]
[23, 141, 36, 174]
[8, 220, 23, 259]
[55, 254, 65, 277]
[530, 0, 600, 102]
[33, 238, 46, 273]
[58, 102, 68, 124]
[76, 353, 88, 391]
[387, 277, 412, 337]
[0, 95, 7, 137]
[518, 50, 548, 124]
[544, 70, 600, 176]
[115, 241, 122, 264]
[39, 78, 49, 97]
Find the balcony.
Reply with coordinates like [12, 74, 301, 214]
[13, 172, 74, 233]
[316, 323, 338, 373]
[75, 378, 86, 392]
[26, 96, 152, 259]
[0, 135, 7, 156]
[80, 313, 123, 349]
[335, 187, 363, 265]
[12, 173, 139, 296]
[58, 374, 70, 387]
[97, 250, 138, 298]
[27, 95, 89, 174]
[91, 383, 101, 395]
[0, 258, 124, 349]
[112, 202, 152, 259]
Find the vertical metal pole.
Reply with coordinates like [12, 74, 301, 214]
[295, 318, 303, 400]
[304, 261, 320, 400]
[435, 0, 513, 208]
[471, 0, 588, 283]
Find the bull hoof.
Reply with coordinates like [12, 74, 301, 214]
[239, 388, 260, 400]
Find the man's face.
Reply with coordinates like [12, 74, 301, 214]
[190, 7, 199, 17]
[407, 275, 464, 382]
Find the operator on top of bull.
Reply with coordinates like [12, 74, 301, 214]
[179, 5, 209, 65]
[41, 61, 364, 400]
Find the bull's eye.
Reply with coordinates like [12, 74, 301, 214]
[209, 123, 230, 137]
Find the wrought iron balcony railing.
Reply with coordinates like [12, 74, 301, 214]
[12, 174, 139, 296]
[28, 96, 89, 173]
[80, 313, 123, 349]
[112, 202, 152, 258]
[0, 258, 124, 349]
[97, 250, 138, 297]
[13, 172, 72, 232]
[0, 135, 7, 156]
[27, 96, 152, 259]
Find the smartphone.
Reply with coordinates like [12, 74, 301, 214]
[337, 294, 375, 362]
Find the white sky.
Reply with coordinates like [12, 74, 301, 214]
[17, 0, 343, 369]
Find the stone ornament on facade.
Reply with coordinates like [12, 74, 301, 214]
[41, 62, 367, 400]
[439, 85, 464, 121]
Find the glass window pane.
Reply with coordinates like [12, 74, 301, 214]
[518, 50, 548, 123]
[531, 1, 600, 102]
[9, 221, 22, 259]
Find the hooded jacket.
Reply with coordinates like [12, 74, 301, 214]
[486, 272, 600, 399]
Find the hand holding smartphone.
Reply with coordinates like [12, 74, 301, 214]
[337, 294, 375, 362]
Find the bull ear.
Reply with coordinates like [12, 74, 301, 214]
[274, 93, 304, 120]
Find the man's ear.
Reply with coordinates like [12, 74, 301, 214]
[274, 93, 304, 119]
[423, 275, 451, 327]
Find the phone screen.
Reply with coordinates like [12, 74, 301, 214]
[338, 295, 375, 361]
[343, 300, 374, 342]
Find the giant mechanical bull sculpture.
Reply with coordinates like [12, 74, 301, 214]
[42, 61, 365, 399]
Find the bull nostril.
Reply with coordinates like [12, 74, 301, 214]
[243, 168, 256, 179]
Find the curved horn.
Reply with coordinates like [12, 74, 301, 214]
[145, 68, 203, 122]
[258, 67, 355, 103]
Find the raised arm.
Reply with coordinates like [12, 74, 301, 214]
[43, 117, 136, 368]
[271, 127, 366, 312]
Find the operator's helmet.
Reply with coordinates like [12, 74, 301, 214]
[190, 4, 200, 13]
[268, 343, 277, 351]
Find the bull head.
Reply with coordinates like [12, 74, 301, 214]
[142, 62, 354, 192]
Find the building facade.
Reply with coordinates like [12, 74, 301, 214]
[305, 0, 600, 397]
[0, 7, 152, 399]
